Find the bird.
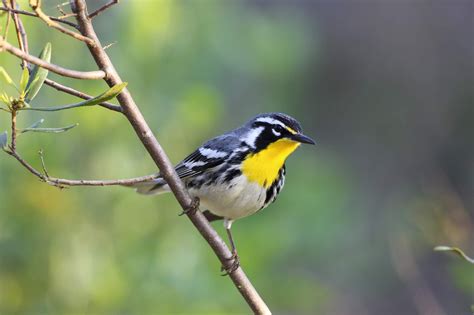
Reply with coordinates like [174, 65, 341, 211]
[130, 112, 315, 273]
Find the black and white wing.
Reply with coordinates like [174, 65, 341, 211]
[132, 133, 243, 195]
[174, 134, 241, 179]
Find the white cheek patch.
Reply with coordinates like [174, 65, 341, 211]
[243, 126, 264, 148]
[272, 129, 281, 136]
[199, 147, 228, 159]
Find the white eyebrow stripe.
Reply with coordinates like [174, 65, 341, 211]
[255, 117, 286, 128]
[242, 126, 264, 148]
[199, 147, 228, 159]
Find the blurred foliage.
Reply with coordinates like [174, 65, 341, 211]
[0, 1, 472, 314]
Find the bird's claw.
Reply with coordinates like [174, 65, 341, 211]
[178, 197, 200, 216]
[220, 250, 240, 276]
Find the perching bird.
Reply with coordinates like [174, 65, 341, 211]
[131, 112, 315, 272]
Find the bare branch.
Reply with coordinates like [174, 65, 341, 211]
[29, 0, 94, 45]
[9, 0, 28, 68]
[6, 148, 160, 188]
[0, 39, 106, 80]
[44, 78, 122, 113]
[10, 110, 17, 150]
[0, 6, 77, 28]
[5, 123, 158, 188]
[73, 0, 271, 313]
[88, 0, 118, 19]
[46, 174, 160, 187]
[5, 149, 47, 180]
[5, 111, 154, 188]
[1, 0, 12, 39]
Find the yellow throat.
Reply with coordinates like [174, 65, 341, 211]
[242, 139, 300, 188]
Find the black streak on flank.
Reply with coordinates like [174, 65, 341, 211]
[224, 168, 242, 183]
[264, 166, 285, 206]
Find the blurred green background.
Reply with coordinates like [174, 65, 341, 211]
[0, 1, 472, 314]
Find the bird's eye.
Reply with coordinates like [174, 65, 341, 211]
[272, 126, 283, 137]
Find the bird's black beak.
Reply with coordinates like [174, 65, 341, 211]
[290, 133, 316, 145]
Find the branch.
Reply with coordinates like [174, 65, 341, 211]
[5, 107, 156, 188]
[72, 1, 271, 313]
[88, 0, 118, 19]
[6, 148, 160, 188]
[1, 0, 12, 39]
[0, 39, 106, 80]
[0, 6, 77, 28]
[9, 0, 28, 68]
[44, 78, 122, 113]
[5, 124, 159, 187]
[29, 0, 94, 45]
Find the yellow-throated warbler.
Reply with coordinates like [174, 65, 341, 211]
[132, 113, 315, 272]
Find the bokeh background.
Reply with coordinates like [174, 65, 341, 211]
[0, 1, 472, 314]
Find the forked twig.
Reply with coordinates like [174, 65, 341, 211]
[29, 0, 94, 45]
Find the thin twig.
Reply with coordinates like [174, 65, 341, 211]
[55, 2, 66, 17]
[46, 174, 160, 187]
[44, 78, 122, 113]
[73, 0, 271, 313]
[9, 0, 26, 68]
[55, 13, 76, 20]
[6, 146, 159, 188]
[12, 4, 28, 55]
[10, 110, 17, 151]
[0, 39, 106, 79]
[2, 0, 12, 39]
[38, 149, 49, 177]
[102, 41, 116, 51]
[88, 0, 118, 19]
[5, 149, 47, 181]
[22, 100, 109, 111]
[29, 0, 93, 45]
[0, 6, 77, 28]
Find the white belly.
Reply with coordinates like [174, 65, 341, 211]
[188, 175, 266, 220]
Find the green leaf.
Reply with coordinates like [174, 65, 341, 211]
[0, 67, 16, 88]
[22, 118, 45, 131]
[77, 82, 127, 107]
[21, 123, 78, 134]
[0, 131, 7, 150]
[21, 82, 127, 112]
[25, 43, 52, 102]
[434, 246, 474, 264]
[0, 92, 11, 106]
[19, 67, 30, 95]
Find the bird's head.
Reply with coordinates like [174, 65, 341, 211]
[243, 112, 315, 152]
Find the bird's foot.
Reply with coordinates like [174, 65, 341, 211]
[220, 250, 240, 276]
[178, 197, 200, 216]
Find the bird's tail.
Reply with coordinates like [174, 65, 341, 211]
[127, 178, 171, 195]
